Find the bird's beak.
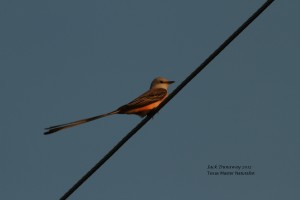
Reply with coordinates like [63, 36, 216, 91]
[167, 81, 175, 84]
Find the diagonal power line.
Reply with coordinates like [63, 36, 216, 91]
[60, 0, 275, 199]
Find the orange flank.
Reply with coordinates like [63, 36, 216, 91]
[125, 96, 167, 116]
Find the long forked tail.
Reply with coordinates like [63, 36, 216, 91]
[44, 110, 119, 135]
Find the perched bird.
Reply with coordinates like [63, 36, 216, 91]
[44, 77, 174, 135]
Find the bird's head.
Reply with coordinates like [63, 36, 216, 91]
[150, 77, 175, 89]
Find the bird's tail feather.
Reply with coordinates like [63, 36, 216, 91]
[44, 110, 119, 135]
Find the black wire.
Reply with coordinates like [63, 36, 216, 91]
[60, 1, 275, 199]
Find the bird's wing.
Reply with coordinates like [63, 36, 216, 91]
[118, 88, 167, 111]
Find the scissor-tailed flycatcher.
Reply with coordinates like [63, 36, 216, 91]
[44, 77, 174, 135]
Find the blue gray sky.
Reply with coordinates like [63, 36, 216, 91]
[1, 0, 299, 199]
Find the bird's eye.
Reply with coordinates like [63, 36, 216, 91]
[160, 80, 163, 83]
